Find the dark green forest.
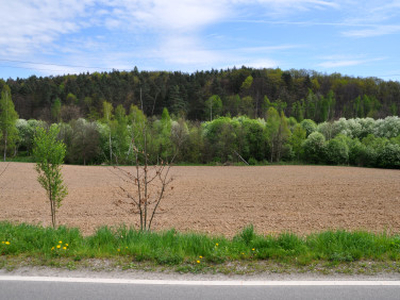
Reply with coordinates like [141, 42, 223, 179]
[1, 66, 399, 123]
[1, 67, 400, 169]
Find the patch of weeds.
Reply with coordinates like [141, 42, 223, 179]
[295, 254, 314, 266]
[155, 253, 183, 266]
[328, 251, 356, 262]
[66, 261, 76, 270]
[175, 263, 206, 274]
[48, 260, 62, 268]
[336, 265, 354, 275]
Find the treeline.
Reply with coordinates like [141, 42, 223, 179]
[1, 66, 400, 123]
[11, 104, 400, 169]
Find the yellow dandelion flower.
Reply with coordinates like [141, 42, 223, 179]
[117, 249, 120, 252]
[5, 241, 10, 245]
[57, 245, 61, 249]
[252, 248, 255, 251]
[196, 260, 200, 264]
[215, 243, 219, 246]
[59, 241, 62, 244]
[63, 247, 67, 250]
[51, 247, 55, 251]
[65, 243, 69, 247]
[199, 256, 203, 259]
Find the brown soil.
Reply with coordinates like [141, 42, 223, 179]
[1, 162, 399, 237]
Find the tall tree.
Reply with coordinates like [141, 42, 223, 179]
[33, 125, 68, 229]
[0, 85, 19, 161]
[51, 98, 62, 123]
[114, 104, 129, 163]
[205, 95, 222, 121]
[102, 101, 114, 163]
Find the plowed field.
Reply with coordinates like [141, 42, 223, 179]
[1, 162, 399, 236]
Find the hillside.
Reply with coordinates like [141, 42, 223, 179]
[2, 67, 399, 123]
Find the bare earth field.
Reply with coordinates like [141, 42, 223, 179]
[1, 162, 399, 237]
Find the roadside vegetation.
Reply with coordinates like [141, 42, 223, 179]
[1, 222, 400, 275]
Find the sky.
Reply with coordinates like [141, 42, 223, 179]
[1, 0, 400, 81]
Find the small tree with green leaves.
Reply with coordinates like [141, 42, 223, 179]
[0, 85, 19, 161]
[33, 125, 68, 229]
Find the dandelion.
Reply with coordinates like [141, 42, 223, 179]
[196, 260, 200, 264]
[65, 243, 69, 247]
[57, 245, 61, 249]
[5, 241, 10, 245]
[51, 247, 55, 251]
[215, 243, 219, 247]
[199, 256, 203, 259]
[117, 249, 120, 252]
[252, 248, 255, 251]
[59, 241, 62, 244]
[63, 247, 67, 250]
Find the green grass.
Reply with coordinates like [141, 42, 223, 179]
[1, 222, 400, 274]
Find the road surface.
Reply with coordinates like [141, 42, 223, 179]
[1, 276, 400, 300]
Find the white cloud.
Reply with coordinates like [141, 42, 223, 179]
[338, 0, 400, 37]
[342, 25, 400, 38]
[0, 0, 95, 57]
[318, 56, 385, 68]
[1, 0, 398, 79]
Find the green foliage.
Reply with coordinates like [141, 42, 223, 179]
[7, 113, 400, 169]
[205, 95, 222, 121]
[266, 108, 291, 162]
[0, 85, 19, 161]
[300, 119, 317, 137]
[2, 222, 400, 268]
[234, 224, 255, 246]
[51, 98, 62, 123]
[326, 134, 349, 165]
[33, 125, 68, 228]
[241, 75, 253, 90]
[68, 119, 100, 165]
[302, 131, 326, 164]
[289, 124, 306, 159]
[3, 67, 400, 125]
[378, 143, 400, 169]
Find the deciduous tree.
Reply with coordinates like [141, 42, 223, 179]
[33, 125, 68, 229]
[0, 85, 19, 161]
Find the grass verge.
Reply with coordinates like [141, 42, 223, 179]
[1, 222, 400, 275]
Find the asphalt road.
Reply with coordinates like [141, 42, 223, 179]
[1, 277, 400, 300]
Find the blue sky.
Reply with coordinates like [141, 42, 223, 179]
[1, 0, 400, 81]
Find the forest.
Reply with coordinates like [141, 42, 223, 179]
[1, 66, 399, 123]
[0, 67, 400, 168]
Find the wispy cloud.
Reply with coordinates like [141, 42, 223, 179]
[0, 0, 400, 80]
[342, 25, 400, 38]
[0, 0, 95, 56]
[318, 56, 385, 68]
[338, 0, 400, 37]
